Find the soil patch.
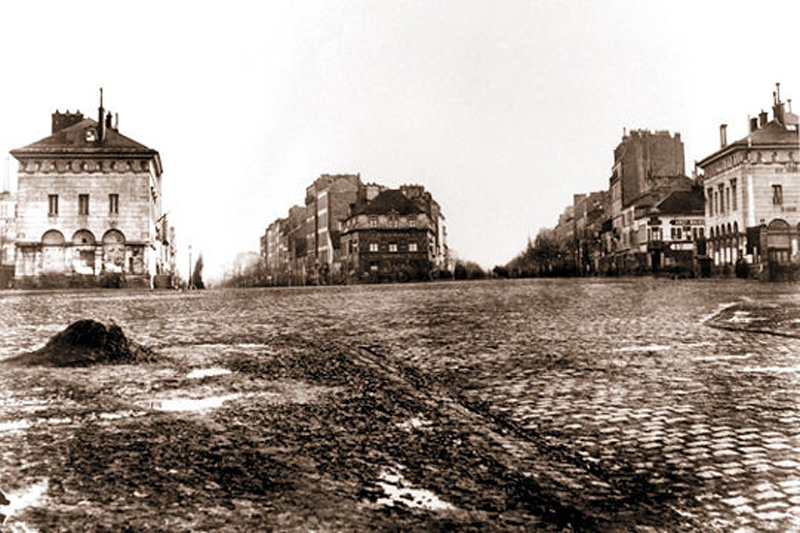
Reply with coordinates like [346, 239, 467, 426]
[4, 320, 157, 367]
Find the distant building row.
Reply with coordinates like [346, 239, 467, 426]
[538, 84, 800, 280]
[261, 175, 450, 284]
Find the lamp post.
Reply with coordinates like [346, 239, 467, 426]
[188, 244, 192, 290]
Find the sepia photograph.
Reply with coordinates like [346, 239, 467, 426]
[2, 1, 800, 530]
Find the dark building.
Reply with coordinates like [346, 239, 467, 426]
[341, 188, 440, 283]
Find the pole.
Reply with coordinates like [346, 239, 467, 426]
[188, 244, 192, 290]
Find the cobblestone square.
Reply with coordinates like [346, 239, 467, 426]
[2, 278, 800, 530]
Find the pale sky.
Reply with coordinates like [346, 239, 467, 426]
[1, 1, 800, 280]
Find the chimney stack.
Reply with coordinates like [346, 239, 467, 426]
[114, 112, 119, 131]
[759, 109, 768, 127]
[719, 124, 728, 148]
[98, 88, 106, 142]
[773, 82, 786, 125]
[750, 116, 758, 132]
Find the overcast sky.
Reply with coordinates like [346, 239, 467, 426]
[1, 1, 800, 280]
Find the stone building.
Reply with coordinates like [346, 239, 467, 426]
[10, 93, 171, 288]
[604, 129, 689, 273]
[0, 187, 15, 288]
[303, 174, 362, 284]
[263, 204, 306, 285]
[573, 191, 607, 274]
[340, 187, 444, 283]
[633, 188, 705, 274]
[697, 84, 800, 278]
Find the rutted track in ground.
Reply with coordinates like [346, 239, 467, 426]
[331, 340, 702, 531]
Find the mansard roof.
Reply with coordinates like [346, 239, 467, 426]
[698, 119, 799, 168]
[353, 189, 424, 216]
[10, 118, 162, 174]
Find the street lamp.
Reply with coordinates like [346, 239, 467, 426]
[188, 244, 192, 290]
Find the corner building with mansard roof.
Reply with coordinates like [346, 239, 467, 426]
[697, 84, 800, 277]
[10, 94, 171, 288]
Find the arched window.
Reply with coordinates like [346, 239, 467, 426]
[102, 229, 125, 244]
[767, 219, 791, 264]
[72, 229, 96, 246]
[41, 229, 65, 245]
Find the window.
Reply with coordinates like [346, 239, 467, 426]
[719, 184, 725, 213]
[730, 180, 737, 211]
[48, 194, 59, 216]
[369, 243, 378, 252]
[79, 194, 89, 215]
[651, 227, 662, 241]
[773, 184, 783, 205]
[408, 215, 416, 228]
[409, 242, 418, 252]
[369, 216, 377, 228]
[725, 187, 730, 214]
[108, 194, 119, 215]
[707, 188, 713, 216]
[389, 243, 398, 252]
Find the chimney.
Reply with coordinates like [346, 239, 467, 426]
[105, 111, 113, 130]
[98, 88, 106, 142]
[789, 99, 793, 113]
[750, 116, 759, 132]
[51, 109, 84, 133]
[114, 112, 119, 131]
[773, 82, 785, 125]
[759, 109, 768, 127]
[719, 124, 728, 148]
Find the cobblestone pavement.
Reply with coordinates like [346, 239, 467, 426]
[2, 279, 800, 530]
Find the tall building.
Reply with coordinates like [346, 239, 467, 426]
[614, 129, 686, 208]
[697, 84, 800, 275]
[10, 92, 172, 288]
[604, 129, 689, 272]
[303, 174, 362, 283]
[263, 204, 306, 285]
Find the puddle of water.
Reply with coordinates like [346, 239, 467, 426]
[0, 420, 30, 433]
[693, 354, 754, 362]
[98, 410, 148, 421]
[147, 394, 242, 412]
[375, 469, 454, 511]
[396, 417, 432, 431]
[2, 479, 48, 525]
[614, 345, 671, 353]
[740, 366, 800, 374]
[186, 368, 232, 379]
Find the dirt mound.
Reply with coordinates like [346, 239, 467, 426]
[5, 320, 157, 367]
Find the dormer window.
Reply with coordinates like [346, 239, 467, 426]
[84, 128, 97, 142]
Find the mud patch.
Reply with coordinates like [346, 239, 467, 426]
[4, 320, 157, 367]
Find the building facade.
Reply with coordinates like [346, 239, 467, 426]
[340, 188, 440, 283]
[10, 96, 171, 288]
[303, 174, 362, 284]
[0, 189, 15, 287]
[697, 85, 800, 277]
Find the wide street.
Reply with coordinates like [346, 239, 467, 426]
[1, 278, 800, 531]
